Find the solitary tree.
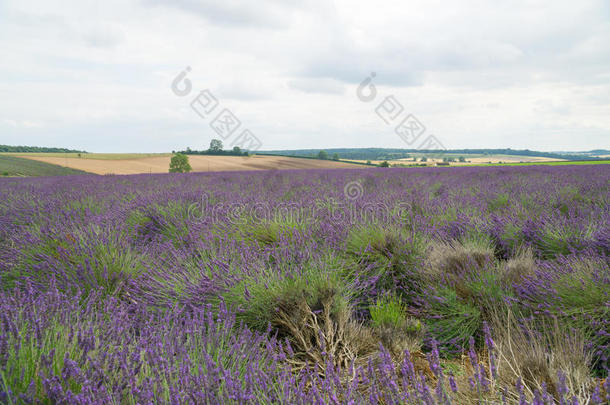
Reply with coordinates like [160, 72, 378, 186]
[209, 139, 223, 153]
[458, 156, 466, 162]
[317, 150, 329, 160]
[421, 156, 428, 162]
[332, 153, 340, 161]
[232, 146, 242, 155]
[169, 153, 192, 173]
[378, 160, 390, 167]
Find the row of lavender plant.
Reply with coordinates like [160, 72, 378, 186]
[1, 165, 608, 403]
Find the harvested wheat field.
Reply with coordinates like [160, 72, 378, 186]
[18, 154, 361, 175]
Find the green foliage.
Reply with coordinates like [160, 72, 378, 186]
[220, 259, 351, 332]
[209, 139, 223, 152]
[1, 300, 271, 404]
[126, 202, 192, 247]
[317, 150, 329, 160]
[370, 294, 416, 330]
[488, 193, 510, 212]
[553, 260, 609, 311]
[5, 228, 147, 297]
[346, 225, 396, 263]
[168, 153, 192, 173]
[0, 155, 90, 177]
[345, 225, 428, 294]
[550, 259, 610, 374]
[554, 185, 588, 216]
[239, 215, 308, 248]
[378, 160, 390, 167]
[425, 288, 482, 355]
[259, 148, 605, 161]
[0, 145, 86, 153]
[500, 223, 523, 254]
[1, 314, 92, 400]
[533, 225, 593, 259]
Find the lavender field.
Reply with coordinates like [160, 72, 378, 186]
[0, 165, 608, 404]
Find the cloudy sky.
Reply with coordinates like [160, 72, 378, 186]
[0, 0, 609, 152]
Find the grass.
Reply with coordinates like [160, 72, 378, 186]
[4, 226, 147, 298]
[344, 225, 428, 293]
[1, 295, 273, 404]
[477, 160, 610, 167]
[0, 155, 90, 177]
[488, 309, 595, 403]
[369, 294, 409, 329]
[424, 288, 483, 355]
[219, 259, 352, 332]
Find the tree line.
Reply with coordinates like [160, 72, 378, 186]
[175, 139, 249, 156]
[0, 145, 87, 153]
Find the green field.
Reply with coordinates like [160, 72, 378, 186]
[0, 155, 91, 177]
[477, 160, 610, 167]
[0, 152, 171, 160]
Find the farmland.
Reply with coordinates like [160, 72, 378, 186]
[0, 165, 608, 403]
[0, 155, 89, 177]
[10, 153, 361, 175]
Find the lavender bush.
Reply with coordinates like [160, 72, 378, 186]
[0, 165, 608, 404]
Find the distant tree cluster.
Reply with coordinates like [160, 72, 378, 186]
[314, 151, 343, 161]
[0, 145, 87, 153]
[259, 147, 605, 162]
[178, 139, 249, 156]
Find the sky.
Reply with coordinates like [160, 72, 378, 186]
[0, 0, 609, 152]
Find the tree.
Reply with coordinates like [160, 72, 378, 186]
[317, 150, 329, 160]
[378, 160, 390, 167]
[332, 153, 340, 161]
[232, 146, 242, 155]
[366, 160, 372, 165]
[421, 156, 428, 162]
[169, 153, 192, 173]
[209, 139, 223, 153]
[458, 156, 466, 162]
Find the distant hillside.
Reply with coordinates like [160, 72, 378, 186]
[260, 148, 606, 161]
[0, 155, 90, 177]
[0, 145, 87, 153]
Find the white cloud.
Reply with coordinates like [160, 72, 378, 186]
[0, 0, 608, 152]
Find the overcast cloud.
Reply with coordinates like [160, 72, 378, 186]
[0, 0, 608, 152]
